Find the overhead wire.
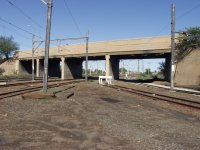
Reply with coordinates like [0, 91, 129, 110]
[5, 0, 44, 30]
[176, 3, 200, 21]
[5, 0, 60, 40]
[0, 23, 31, 40]
[155, 2, 200, 35]
[3, 0, 85, 50]
[1, 0, 71, 52]
[63, 0, 83, 37]
[0, 17, 41, 38]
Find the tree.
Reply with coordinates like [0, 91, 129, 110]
[119, 67, 127, 74]
[144, 68, 152, 75]
[175, 27, 200, 61]
[0, 36, 19, 60]
[157, 61, 166, 80]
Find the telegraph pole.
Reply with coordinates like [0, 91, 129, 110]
[43, 0, 53, 92]
[85, 31, 89, 81]
[171, 1, 175, 89]
[32, 34, 35, 81]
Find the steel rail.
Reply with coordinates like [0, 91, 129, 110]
[106, 84, 200, 109]
[0, 80, 83, 100]
[0, 78, 75, 88]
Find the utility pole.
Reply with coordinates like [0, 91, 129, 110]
[43, 0, 53, 92]
[32, 34, 35, 81]
[171, 1, 175, 89]
[85, 31, 89, 81]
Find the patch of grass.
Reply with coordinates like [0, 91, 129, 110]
[137, 73, 153, 80]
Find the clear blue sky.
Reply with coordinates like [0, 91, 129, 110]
[0, 0, 200, 71]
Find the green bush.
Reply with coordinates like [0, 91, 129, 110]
[175, 27, 200, 61]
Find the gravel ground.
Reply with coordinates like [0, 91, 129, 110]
[0, 81, 200, 150]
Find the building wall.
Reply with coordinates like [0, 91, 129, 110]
[174, 49, 200, 87]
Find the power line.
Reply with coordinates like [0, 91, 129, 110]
[5, 0, 59, 39]
[176, 3, 200, 20]
[63, 0, 83, 36]
[0, 17, 41, 38]
[6, 0, 44, 30]
[155, 2, 200, 35]
[0, 23, 31, 40]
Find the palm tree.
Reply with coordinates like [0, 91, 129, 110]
[0, 36, 19, 60]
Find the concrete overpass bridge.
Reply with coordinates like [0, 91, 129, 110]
[15, 35, 171, 80]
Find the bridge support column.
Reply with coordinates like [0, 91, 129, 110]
[61, 57, 65, 80]
[105, 55, 111, 76]
[15, 59, 20, 74]
[36, 59, 40, 77]
[105, 55, 119, 80]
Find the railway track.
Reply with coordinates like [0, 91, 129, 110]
[0, 77, 55, 82]
[133, 82, 200, 96]
[0, 77, 48, 83]
[0, 79, 83, 100]
[0, 78, 73, 88]
[106, 84, 200, 109]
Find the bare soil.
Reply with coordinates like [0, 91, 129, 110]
[0, 81, 200, 150]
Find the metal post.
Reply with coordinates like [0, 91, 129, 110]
[85, 32, 89, 81]
[43, 0, 53, 92]
[142, 59, 144, 73]
[171, 2, 175, 89]
[32, 34, 35, 81]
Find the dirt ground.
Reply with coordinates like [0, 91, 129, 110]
[0, 81, 200, 150]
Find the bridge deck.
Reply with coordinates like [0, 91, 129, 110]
[16, 35, 171, 60]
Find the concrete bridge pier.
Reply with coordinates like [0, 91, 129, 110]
[15, 59, 20, 74]
[61, 57, 65, 80]
[35, 59, 46, 77]
[61, 57, 83, 79]
[36, 59, 40, 77]
[105, 55, 119, 80]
